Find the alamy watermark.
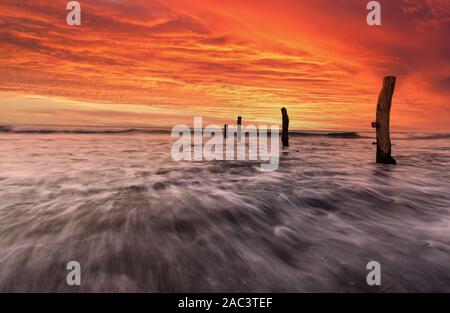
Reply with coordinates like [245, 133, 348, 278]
[65, 1, 381, 27]
[366, 261, 381, 286]
[66, 261, 81, 286]
[64, 259, 381, 288]
[367, 1, 381, 26]
[66, 1, 81, 26]
[171, 117, 280, 171]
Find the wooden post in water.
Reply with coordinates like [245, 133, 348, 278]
[281, 107, 289, 148]
[237, 116, 242, 141]
[224, 124, 228, 139]
[372, 76, 397, 165]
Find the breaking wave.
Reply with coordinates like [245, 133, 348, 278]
[2, 125, 450, 142]
[0, 125, 169, 135]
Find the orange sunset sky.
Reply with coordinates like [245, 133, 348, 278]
[0, 0, 449, 131]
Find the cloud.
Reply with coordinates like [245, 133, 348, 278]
[0, 0, 449, 131]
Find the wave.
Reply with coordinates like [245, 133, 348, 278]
[406, 133, 450, 140]
[0, 125, 170, 134]
[305, 132, 450, 140]
[1, 125, 449, 140]
[0, 126, 12, 132]
[0, 125, 363, 138]
[290, 131, 364, 139]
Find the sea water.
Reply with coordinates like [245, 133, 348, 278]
[0, 129, 449, 292]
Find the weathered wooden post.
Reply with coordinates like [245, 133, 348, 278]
[372, 76, 397, 165]
[281, 107, 289, 148]
[224, 124, 228, 139]
[237, 116, 242, 142]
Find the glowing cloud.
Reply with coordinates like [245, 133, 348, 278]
[0, 0, 449, 131]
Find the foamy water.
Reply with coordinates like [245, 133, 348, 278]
[0, 132, 449, 292]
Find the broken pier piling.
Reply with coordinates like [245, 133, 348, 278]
[237, 116, 242, 141]
[372, 76, 397, 165]
[281, 107, 289, 148]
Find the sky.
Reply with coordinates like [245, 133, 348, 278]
[0, 0, 449, 131]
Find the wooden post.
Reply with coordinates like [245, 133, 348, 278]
[224, 124, 228, 139]
[281, 107, 289, 148]
[372, 76, 397, 165]
[237, 116, 242, 141]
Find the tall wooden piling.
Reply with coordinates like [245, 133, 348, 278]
[237, 116, 242, 141]
[224, 124, 228, 139]
[281, 107, 289, 148]
[372, 76, 397, 165]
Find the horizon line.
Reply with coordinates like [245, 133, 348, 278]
[1, 123, 449, 135]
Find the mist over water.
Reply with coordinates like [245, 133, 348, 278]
[0, 132, 449, 292]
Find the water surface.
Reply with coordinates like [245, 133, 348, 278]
[0, 132, 449, 292]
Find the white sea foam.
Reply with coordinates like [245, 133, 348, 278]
[0, 133, 449, 292]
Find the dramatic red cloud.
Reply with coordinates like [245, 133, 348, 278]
[0, 0, 449, 131]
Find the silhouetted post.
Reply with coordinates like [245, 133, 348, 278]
[237, 116, 242, 142]
[281, 107, 289, 148]
[224, 124, 228, 139]
[372, 76, 397, 165]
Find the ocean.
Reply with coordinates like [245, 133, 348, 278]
[0, 128, 449, 292]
